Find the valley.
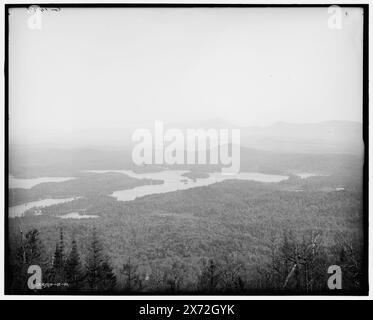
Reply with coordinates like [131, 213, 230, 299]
[7, 143, 365, 293]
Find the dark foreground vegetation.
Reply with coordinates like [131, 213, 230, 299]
[8, 224, 364, 294]
[7, 146, 365, 294]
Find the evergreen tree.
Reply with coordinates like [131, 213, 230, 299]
[86, 229, 103, 291]
[24, 229, 43, 264]
[85, 228, 116, 292]
[50, 227, 66, 284]
[65, 238, 84, 292]
[100, 260, 117, 292]
[10, 228, 45, 293]
[120, 257, 140, 291]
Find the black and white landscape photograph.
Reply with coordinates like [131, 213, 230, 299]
[5, 5, 367, 295]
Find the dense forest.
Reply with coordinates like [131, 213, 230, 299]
[8, 169, 365, 294]
[8, 225, 364, 294]
[7, 142, 366, 294]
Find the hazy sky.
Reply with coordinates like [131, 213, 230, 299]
[9, 7, 364, 145]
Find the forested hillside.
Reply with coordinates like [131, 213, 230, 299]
[8, 171, 365, 294]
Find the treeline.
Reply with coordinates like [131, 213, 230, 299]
[9, 172, 163, 207]
[8, 228, 364, 294]
[256, 231, 364, 292]
[8, 228, 116, 294]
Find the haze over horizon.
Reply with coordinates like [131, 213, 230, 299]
[9, 7, 363, 146]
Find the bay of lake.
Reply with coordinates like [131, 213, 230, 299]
[9, 175, 76, 189]
[9, 197, 79, 218]
[9, 170, 322, 217]
[87, 170, 289, 202]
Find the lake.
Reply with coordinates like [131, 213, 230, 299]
[9, 175, 76, 189]
[8, 170, 324, 217]
[58, 212, 99, 219]
[296, 172, 326, 179]
[9, 197, 79, 218]
[87, 170, 289, 202]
